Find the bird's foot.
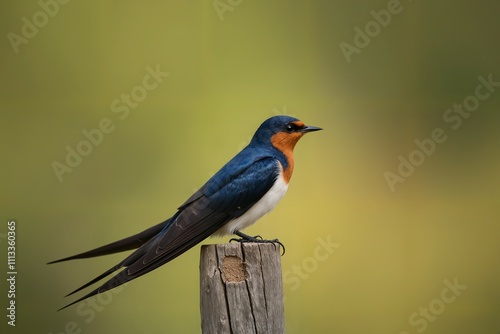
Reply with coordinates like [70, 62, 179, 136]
[230, 231, 285, 255]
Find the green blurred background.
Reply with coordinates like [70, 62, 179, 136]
[1, 1, 500, 333]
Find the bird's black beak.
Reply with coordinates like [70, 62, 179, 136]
[301, 125, 323, 133]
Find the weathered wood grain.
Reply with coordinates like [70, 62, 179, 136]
[200, 243, 285, 334]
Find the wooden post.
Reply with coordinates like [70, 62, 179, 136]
[200, 243, 285, 334]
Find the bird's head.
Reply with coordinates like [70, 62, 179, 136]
[251, 115, 322, 152]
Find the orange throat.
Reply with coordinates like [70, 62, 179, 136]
[270, 132, 304, 183]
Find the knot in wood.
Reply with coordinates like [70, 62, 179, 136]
[221, 255, 246, 282]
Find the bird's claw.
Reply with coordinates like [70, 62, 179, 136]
[230, 232, 285, 256]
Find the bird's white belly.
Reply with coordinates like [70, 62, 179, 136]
[215, 173, 289, 236]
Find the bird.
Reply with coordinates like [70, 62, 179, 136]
[48, 115, 322, 310]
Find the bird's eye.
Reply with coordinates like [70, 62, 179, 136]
[285, 124, 295, 133]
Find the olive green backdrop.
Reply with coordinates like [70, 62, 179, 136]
[1, 1, 499, 333]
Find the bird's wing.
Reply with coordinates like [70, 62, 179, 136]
[59, 157, 279, 310]
[47, 220, 171, 264]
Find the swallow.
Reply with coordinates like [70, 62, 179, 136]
[48, 115, 322, 310]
